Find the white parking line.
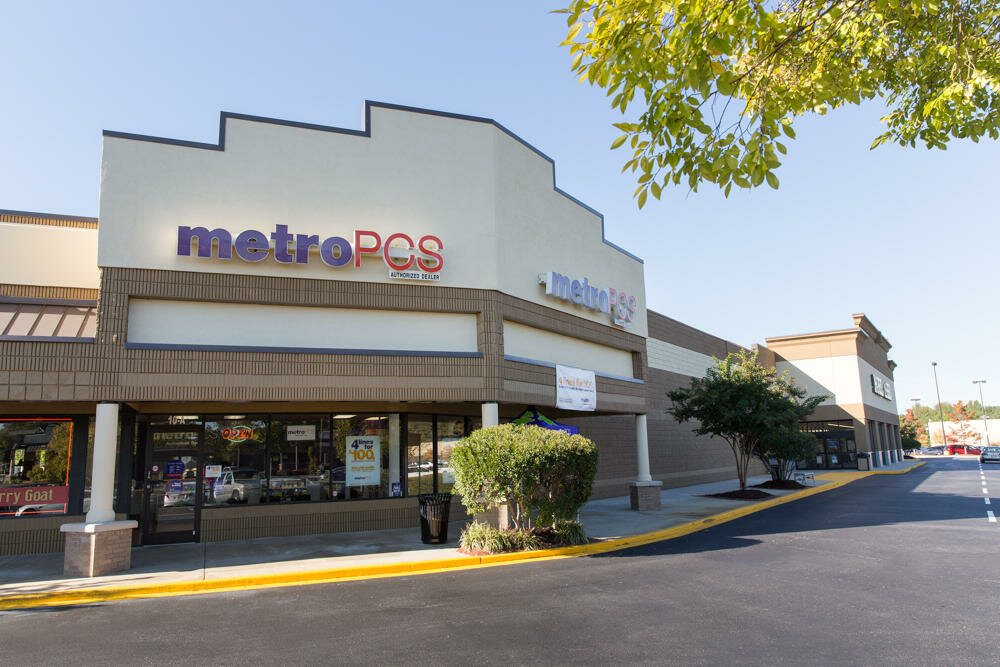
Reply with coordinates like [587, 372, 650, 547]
[988, 511, 997, 523]
[986, 497, 992, 505]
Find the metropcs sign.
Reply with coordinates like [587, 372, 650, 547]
[176, 225, 443, 281]
[871, 374, 893, 400]
[540, 271, 638, 328]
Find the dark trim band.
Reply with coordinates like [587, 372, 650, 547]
[0, 296, 98, 308]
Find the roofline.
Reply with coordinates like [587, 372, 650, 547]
[764, 328, 861, 345]
[101, 101, 643, 265]
[0, 208, 98, 224]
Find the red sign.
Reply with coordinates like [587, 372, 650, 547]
[222, 426, 254, 442]
[0, 485, 69, 507]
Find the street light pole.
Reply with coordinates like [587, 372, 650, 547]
[973, 380, 990, 447]
[932, 362, 947, 450]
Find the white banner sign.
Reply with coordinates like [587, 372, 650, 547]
[346, 435, 380, 486]
[556, 364, 597, 411]
[286, 424, 316, 441]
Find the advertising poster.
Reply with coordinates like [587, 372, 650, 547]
[346, 435, 380, 486]
[555, 364, 597, 411]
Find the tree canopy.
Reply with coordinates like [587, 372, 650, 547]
[558, 0, 1000, 204]
[667, 349, 825, 490]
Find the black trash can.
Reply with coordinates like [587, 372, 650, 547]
[418, 493, 453, 544]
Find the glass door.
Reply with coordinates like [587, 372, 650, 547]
[141, 427, 201, 544]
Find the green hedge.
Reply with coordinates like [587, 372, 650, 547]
[451, 424, 598, 531]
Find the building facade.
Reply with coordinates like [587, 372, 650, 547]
[1, 103, 758, 557]
[762, 314, 904, 469]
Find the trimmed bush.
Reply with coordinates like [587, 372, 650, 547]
[459, 521, 540, 553]
[451, 424, 598, 531]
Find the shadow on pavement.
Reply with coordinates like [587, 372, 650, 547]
[591, 460, 982, 559]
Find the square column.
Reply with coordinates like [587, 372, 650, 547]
[630, 414, 662, 510]
[61, 402, 137, 577]
[482, 402, 499, 427]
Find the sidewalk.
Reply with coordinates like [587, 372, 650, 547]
[0, 461, 922, 604]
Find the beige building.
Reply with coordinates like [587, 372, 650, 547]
[0, 104, 904, 566]
[762, 314, 903, 469]
[1, 103, 758, 561]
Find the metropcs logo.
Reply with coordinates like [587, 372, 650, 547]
[540, 271, 638, 327]
[176, 225, 443, 280]
[871, 374, 893, 400]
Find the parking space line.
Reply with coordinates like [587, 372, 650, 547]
[988, 511, 997, 523]
[987, 497, 992, 505]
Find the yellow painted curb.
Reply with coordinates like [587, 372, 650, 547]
[872, 460, 926, 474]
[0, 463, 924, 611]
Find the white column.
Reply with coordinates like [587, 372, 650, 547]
[482, 402, 499, 427]
[635, 414, 652, 482]
[86, 402, 119, 524]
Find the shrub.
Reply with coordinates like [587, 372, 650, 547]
[459, 521, 540, 553]
[451, 424, 598, 531]
[550, 520, 588, 546]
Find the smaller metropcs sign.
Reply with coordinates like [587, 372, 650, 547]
[539, 271, 638, 328]
[871, 374, 893, 400]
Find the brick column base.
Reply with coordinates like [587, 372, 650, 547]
[60, 521, 138, 577]
[629, 481, 663, 511]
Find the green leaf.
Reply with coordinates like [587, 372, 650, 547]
[610, 134, 628, 149]
[637, 188, 648, 209]
[765, 171, 779, 189]
[782, 124, 796, 139]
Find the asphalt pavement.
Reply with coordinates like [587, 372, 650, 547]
[2, 457, 997, 665]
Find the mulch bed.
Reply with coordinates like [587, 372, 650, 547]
[752, 479, 808, 490]
[702, 489, 773, 500]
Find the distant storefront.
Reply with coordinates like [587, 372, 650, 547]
[762, 314, 903, 470]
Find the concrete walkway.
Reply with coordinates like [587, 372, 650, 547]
[0, 462, 920, 599]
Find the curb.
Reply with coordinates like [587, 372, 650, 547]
[0, 466, 912, 610]
[872, 460, 926, 474]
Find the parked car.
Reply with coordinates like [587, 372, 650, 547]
[947, 444, 982, 455]
[211, 467, 264, 504]
[163, 479, 197, 507]
[980, 447, 1000, 464]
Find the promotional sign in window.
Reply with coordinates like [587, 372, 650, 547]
[286, 425, 316, 441]
[555, 364, 597, 411]
[346, 435, 380, 486]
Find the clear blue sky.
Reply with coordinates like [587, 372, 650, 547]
[2, 1, 997, 411]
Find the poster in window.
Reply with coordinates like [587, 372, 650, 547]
[346, 435, 380, 486]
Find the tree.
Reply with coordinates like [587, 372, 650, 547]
[667, 349, 825, 490]
[558, 0, 1000, 205]
[947, 400, 981, 447]
[757, 425, 819, 482]
[27, 423, 71, 484]
[899, 408, 926, 448]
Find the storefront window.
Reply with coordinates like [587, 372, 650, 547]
[332, 415, 396, 499]
[436, 417, 464, 493]
[0, 419, 74, 518]
[798, 420, 857, 469]
[406, 416, 434, 495]
[203, 416, 268, 505]
[269, 416, 330, 502]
